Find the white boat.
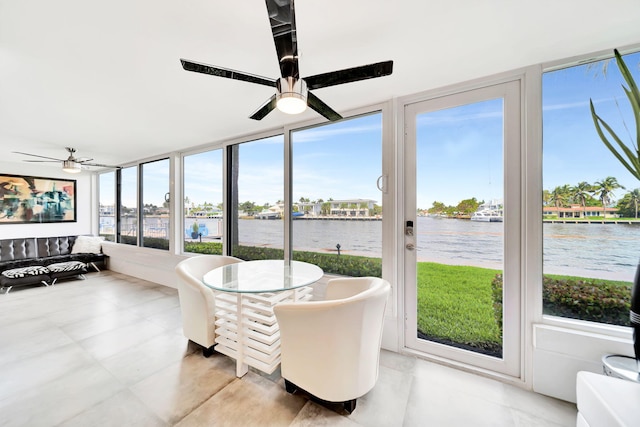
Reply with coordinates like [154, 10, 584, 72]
[255, 210, 281, 220]
[470, 200, 503, 222]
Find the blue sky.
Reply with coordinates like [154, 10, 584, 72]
[416, 98, 504, 208]
[179, 114, 383, 208]
[110, 51, 640, 210]
[542, 52, 640, 202]
[416, 51, 640, 209]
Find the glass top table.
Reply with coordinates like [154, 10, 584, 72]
[202, 259, 323, 293]
[201, 259, 324, 377]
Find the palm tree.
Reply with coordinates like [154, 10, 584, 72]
[321, 202, 331, 216]
[571, 181, 594, 218]
[549, 185, 571, 217]
[625, 189, 640, 218]
[593, 176, 625, 218]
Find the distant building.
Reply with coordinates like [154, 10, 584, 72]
[543, 204, 618, 218]
[295, 199, 378, 217]
[328, 199, 377, 217]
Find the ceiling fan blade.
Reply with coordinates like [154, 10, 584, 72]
[13, 151, 64, 162]
[23, 160, 60, 163]
[265, 0, 299, 79]
[82, 162, 122, 169]
[307, 91, 342, 122]
[304, 60, 394, 90]
[249, 94, 278, 120]
[180, 59, 277, 87]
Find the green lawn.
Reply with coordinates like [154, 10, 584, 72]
[417, 263, 632, 354]
[416, 262, 502, 353]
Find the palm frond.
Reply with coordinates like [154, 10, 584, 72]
[590, 50, 640, 182]
[590, 100, 640, 180]
[614, 49, 640, 157]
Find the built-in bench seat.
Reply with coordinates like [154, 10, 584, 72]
[0, 236, 106, 293]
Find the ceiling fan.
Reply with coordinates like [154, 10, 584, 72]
[180, 0, 393, 121]
[13, 147, 121, 174]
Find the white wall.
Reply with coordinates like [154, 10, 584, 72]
[532, 323, 634, 403]
[101, 242, 188, 288]
[0, 161, 92, 238]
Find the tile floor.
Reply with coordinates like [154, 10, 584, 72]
[0, 271, 577, 426]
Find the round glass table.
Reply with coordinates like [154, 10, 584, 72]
[202, 260, 324, 377]
[203, 259, 323, 293]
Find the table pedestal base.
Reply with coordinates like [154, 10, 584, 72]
[214, 286, 313, 377]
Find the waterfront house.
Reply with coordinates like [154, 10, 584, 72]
[1, 1, 639, 425]
[543, 204, 619, 218]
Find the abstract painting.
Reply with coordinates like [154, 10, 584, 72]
[0, 174, 76, 223]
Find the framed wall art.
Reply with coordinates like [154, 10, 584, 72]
[0, 174, 76, 224]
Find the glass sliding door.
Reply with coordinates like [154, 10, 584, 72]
[404, 81, 521, 376]
[290, 113, 383, 277]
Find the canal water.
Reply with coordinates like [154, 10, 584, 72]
[182, 216, 640, 281]
[154, 217, 640, 281]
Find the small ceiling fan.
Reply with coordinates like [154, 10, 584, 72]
[180, 0, 393, 121]
[13, 147, 121, 174]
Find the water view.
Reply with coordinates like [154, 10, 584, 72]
[179, 216, 639, 281]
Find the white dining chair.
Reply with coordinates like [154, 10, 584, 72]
[273, 276, 391, 413]
[175, 255, 243, 357]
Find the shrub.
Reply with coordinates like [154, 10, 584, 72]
[543, 276, 630, 326]
[184, 241, 222, 254]
[491, 273, 631, 326]
[491, 274, 503, 331]
[183, 242, 382, 277]
[118, 235, 169, 250]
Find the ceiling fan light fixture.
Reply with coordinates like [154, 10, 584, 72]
[277, 92, 307, 114]
[276, 77, 307, 115]
[62, 160, 82, 173]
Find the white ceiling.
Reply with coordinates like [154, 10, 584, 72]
[1, 0, 640, 171]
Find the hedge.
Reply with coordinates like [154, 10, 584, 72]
[491, 273, 631, 327]
[182, 242, 382, 277]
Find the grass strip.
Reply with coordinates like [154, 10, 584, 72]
[416, 262, 502, 348]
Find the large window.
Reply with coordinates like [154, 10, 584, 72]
[542, 51, 640, 326]
[229, 135, 284, 260]
[98, 171, 116, 242]
[141, 159, 170, 250]
[183, 149, 224, 254]
[104, 158, 170, 249]
[291, 113, 383, 277]
[119, 166, 138, 246]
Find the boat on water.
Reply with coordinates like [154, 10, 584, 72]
[470, 200, 503, 222]
[255, 210, 281, 220]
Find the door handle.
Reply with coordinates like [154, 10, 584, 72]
[406, 243, 415, 251]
